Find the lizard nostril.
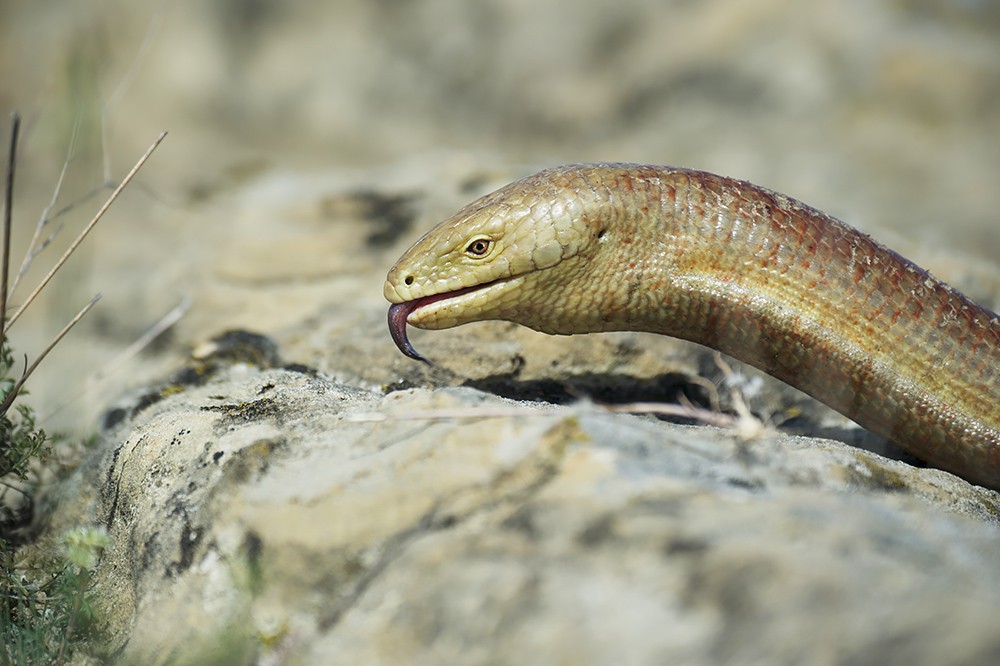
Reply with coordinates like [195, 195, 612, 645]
[404, 275, 414, 286]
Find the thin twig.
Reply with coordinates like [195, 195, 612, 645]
[346, 405, 554, 422]
[346, 399, 764, 438]
[2, 113, 20, 348]
[102, 9, 165, 182]
[0, 294, 101, 416]
[91, 295, 191, 381]
[30, 183, 109, 229]
[39, 296, 191, 423]
[601, 401, 743, 428]
[11, 116, 80, 294]
[6, 130, 167, 329]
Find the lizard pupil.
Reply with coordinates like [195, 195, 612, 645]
[466, 239, 491, 256]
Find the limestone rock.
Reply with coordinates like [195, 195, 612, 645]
[46, 341, 1000, 664]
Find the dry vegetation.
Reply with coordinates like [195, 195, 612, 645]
[0, 112, 164, 665]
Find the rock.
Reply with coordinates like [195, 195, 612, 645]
[43, 337, 1000, 664]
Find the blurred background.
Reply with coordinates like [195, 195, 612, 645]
[1, 0, 998, 434]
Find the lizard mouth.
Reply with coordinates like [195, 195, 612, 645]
[387, 283, 488, 363]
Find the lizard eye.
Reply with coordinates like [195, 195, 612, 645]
[465, 237, 493, 257]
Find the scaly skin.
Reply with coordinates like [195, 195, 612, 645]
[384, 163, 1000, 490]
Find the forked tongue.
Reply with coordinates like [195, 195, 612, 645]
[388, 302, 429, 363]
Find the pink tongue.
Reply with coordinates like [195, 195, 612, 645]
[388, 301, 429, 363]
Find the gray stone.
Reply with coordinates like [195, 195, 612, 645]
[44, 345, 1000, 664]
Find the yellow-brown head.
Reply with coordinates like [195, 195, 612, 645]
[384, 164, 616, 361]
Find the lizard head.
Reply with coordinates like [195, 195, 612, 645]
[383, 165, 610, 362]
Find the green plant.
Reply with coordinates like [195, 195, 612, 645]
[2, 526, 110, 665]
[0, 112, 164, 664]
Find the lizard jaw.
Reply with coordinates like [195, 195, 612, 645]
[387, 283, 492, 363]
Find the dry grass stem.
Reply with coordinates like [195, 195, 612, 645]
[1, 113, 20, 350]
[346, 405, 552, 423]
[10, 118, 81, 294]
[102, 10, 166, 182]
[0, 294, 101, 416]
[91, 295, 191, 382]
[41, 297, 191, 424]
[348, 393, 767, 440]
[709, 353, 769, 438]
[7, 130, 167, 328]
[602, 401, 743, 429]
[686, 373, 721, 413]
[351, 352, 768, 440]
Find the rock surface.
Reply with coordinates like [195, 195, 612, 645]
[49, 341, 1000, 665]
[3, 0, 1000, 664]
